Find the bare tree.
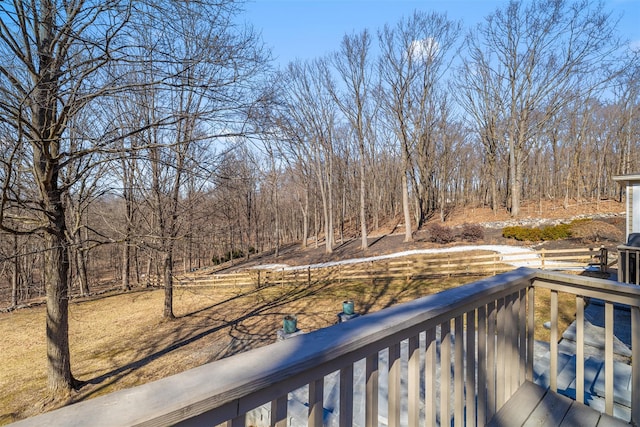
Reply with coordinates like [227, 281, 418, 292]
[275, 59, 339, 254]
[378, 11, 462, 240]
[0, 0, 138, 393]
[128, 1, 266, 318]
[465, 0, 623, 216]
[456, 44, 505, 213]
[0, 0, 265, 394]
[330, 29, 376, 250]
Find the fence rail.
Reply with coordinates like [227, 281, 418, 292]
[175, 246, 608, 289]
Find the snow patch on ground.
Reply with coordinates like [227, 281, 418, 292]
[251, 245, 583, 271]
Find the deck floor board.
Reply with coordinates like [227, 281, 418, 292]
[488, 381, 630, 427]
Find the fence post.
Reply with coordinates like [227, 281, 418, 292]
[541, 249, 546, 270]
[308, 266, 311, 285]
[599, 246, 608, 273]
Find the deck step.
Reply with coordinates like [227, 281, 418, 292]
[592, 361, 633, 407]
[556, 355, 602, 400]
[533, 351, 573, 389]
[487, 381, 630, 427]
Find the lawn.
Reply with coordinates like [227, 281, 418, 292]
[0, 272, 572, 424]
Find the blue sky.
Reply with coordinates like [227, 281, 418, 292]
[241, 0, 640, 68]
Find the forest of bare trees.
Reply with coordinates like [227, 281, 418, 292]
[0, 0, 638, 398]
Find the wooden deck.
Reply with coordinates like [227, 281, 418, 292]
[488, 381, 630, 427]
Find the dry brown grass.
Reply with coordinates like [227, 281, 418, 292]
[1, 269, 579, 425]
[532, 287, 576, 343]
[0, 274, 480, 424]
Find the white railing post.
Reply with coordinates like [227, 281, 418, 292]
[496, 298, 506, 407]
[605, 301, 614, 415]
[455, 315, 464, 427]
[388, 343, 401, 427]
[518, 289, 526, 385]
[487, 301, 497, 419]
[441, 320, 452, 426]
[576, 295, 585, 404]
[526, 286, 535, 382]
[339, 364, 354, 427]
[425, 328, 437, 427]
[309, 378, 324, 427]
[466, 310, 477, 427]
[270, 396, 287, 427]
[550, 290, 558, 393]
[365, 354, 379, 427]
[226, 416, 244, 427]
[477, 306, 487, 427]
[508, 293, 518, 395]
[408, 335, 420, 427]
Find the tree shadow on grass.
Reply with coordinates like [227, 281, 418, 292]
[73, 272, 433, 404]
[74, 279, 337, 402]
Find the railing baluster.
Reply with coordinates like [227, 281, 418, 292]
[503, 294, 511, 400]
[496, 297, 505, 407]
[309, 378, 324, 427]
[389, 342, 401, 427]
[226, 415, 244, 427]
[441, 320, 452, 427]
[509, 293, 519, 394]
[625, 250, 630, 283]
[605, 301, 614, 415]
[455, 315, 464, 427]
[518, 288, 526, 385]
[365, 353, 378, 427]
[425, 328, 437, 427]
[408, 335, 420, 427]
[270, 395, 287, 427]
[550, 290, 558, 393]
[477, 306, 487, 427]
[526, 286, 534, 382]
[487, 301, 497, 419]
[466, 310, 477, 427]
[340, 364, 354, 427]
[632, 306, 640, 425]
[365, 352, 378, 426]
[576, 295, 585, 404]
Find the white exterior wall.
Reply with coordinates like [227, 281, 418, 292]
[630, 185, 640, 241]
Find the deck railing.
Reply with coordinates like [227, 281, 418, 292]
[618, 245, 640, 284]
[10, 267, 640, 427]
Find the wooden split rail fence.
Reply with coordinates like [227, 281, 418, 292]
[175, 247, 609, 290]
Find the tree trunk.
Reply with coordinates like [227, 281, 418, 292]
[76, 247, 89, 297]
[301, 185, 309, 249]
[122, 242, 131, 291]
[44, 221, 76, 392]
[11, 234, 19, 307]
[402, 172, 413, 242]
[508, 133, 520, 217]
[162, 252, 174, 319]
[360, 159, 368, 250]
